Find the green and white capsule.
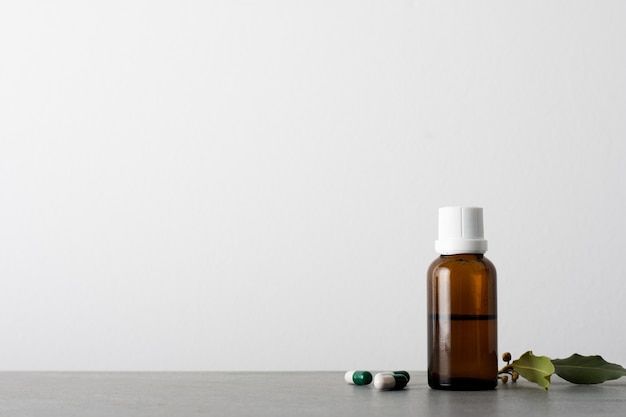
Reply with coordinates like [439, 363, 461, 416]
[373, 372, 409, 390]
[344, 370, 373, 385]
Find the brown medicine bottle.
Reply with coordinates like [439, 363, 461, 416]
[427, 206, 498, 390]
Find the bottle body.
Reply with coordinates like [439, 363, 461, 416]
[427, 254, 498, 390]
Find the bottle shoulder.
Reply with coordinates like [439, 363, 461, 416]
[428, 254, 497, 275]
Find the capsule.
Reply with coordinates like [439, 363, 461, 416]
[373, 372, 409, 390]
[344, 370, 373, 385]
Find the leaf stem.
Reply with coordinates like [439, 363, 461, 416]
[498, 364, 514, 375]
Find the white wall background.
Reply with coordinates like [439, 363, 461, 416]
[1, 0, 625, 371]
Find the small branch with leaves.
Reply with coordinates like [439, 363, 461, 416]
[498, 351, 626, 390]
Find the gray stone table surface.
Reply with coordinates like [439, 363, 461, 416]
[1, 372, 625, 416]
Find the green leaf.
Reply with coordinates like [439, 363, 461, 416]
[511, 351, 555, 390]
[552, 354, 626, 384]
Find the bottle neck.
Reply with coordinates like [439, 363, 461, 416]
[439, 253, 485, 259]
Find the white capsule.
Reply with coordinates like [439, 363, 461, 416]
[374, 372, 408, 390]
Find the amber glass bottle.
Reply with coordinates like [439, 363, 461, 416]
[427, 207, 498, 390]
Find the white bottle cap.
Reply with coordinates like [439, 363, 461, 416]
[435, 206, 488, 255]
